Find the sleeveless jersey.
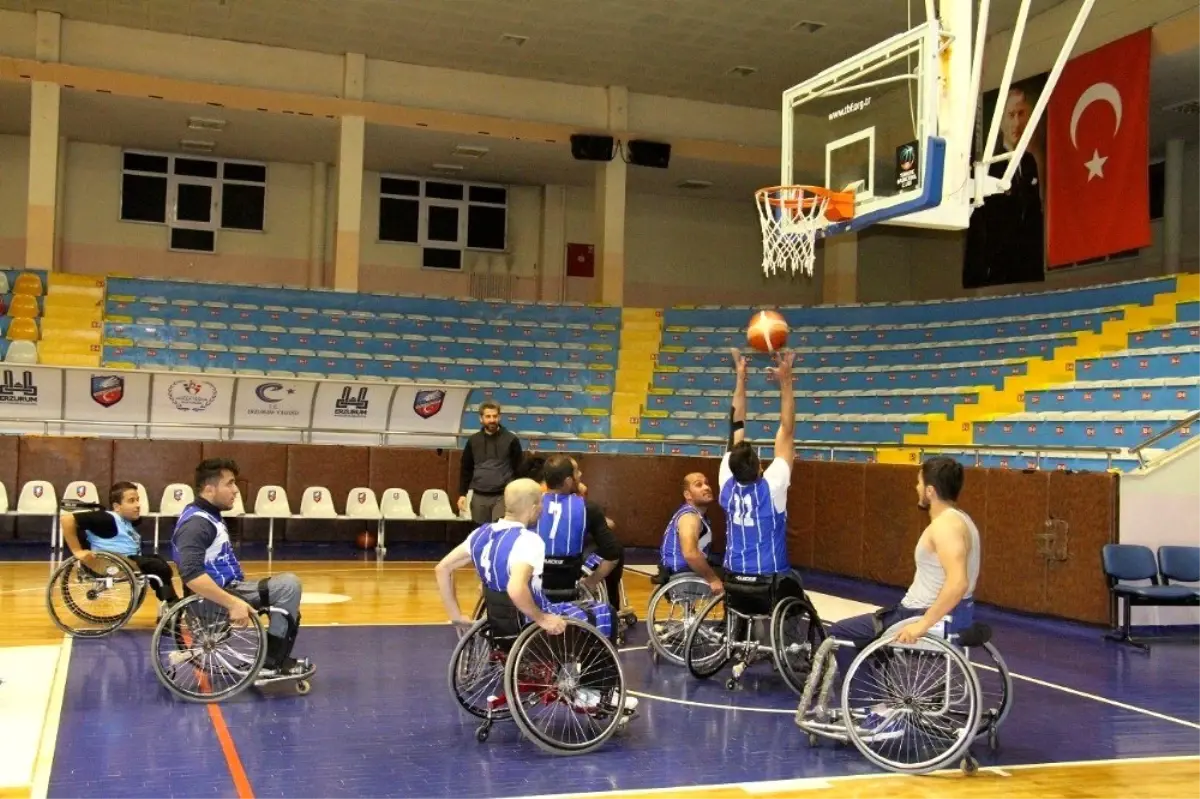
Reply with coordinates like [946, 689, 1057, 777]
[720, 476, 788, 576]
[172, 505, 243, 587]
[536, 492, 586, 557]
[468, 520, 545, 605]
[660, 504, 712, 572]
[901, 507, 982, 608]
[86, 511, 141, 557]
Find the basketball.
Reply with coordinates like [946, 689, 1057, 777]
[746, 310, 789, 353]
[355, 531, 377, 550]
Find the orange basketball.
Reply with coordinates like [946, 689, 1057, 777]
[747, 310, 789, 353]
[356, 531, 377, 550]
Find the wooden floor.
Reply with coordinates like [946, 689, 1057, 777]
[2, 558, 1198, 799]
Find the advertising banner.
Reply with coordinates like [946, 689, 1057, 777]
[0, 365, 63, 419]
[232, 377, 316, 429]
[311, 381, 397, 432]
[64, 369, 152, 423]
[387, 385, 470, 436]
[149, 373, 236, 425]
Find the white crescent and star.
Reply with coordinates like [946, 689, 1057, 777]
[1069, 82, 1123, 182]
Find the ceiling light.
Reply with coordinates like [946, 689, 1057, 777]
[431, 163, 465, 173]
[726, 66, 757, 77]
[187, 116, 226, 131]
[180, 139, 216, 153]
[453, 145, 490, 159]
[792, 20, 826, 33]
[499, 33, 528, 47]
[677, 179, 713, 190]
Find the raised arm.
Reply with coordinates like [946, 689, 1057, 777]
[770, 351, 796, 470]
[729, 348, 747, 448]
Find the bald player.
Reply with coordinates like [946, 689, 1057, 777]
[435, 478, 618, 640]
[658, 472, 722, 594]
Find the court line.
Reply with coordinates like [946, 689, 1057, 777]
[625, 689, 795, 715]
[206, 704, 254, 799]
[29, 637, 71, 799]
[515, 755, 1200, 799]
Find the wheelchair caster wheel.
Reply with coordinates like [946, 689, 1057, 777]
[725, 678, 737, 690]
[961, 755, 979, 776]
[988, 728, 999, 752]
[295, 680, 311, 695]
[650, 649, 659, 665]
[475, 724, 490, 743]
[807, 732, 819, 747]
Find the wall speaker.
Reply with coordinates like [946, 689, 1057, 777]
[570, 134, 615, 162]
[627, 139, 671, 169]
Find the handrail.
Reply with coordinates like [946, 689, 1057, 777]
[1130, 410, 1200, 465]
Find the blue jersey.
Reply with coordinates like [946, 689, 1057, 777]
[720, 458, 789, 576]
[85, 511, 142, 557]
[660, 504, 712, 572]
[172, 504, 243, 587]
[467, 520, 547, 605]
[536, 493, 586, 558]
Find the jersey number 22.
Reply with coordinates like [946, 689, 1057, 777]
[731, 495, 756, 527]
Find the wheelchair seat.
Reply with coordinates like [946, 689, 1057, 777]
[957, 622, 992, 648]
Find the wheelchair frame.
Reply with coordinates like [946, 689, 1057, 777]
[150, 594, 312, 703]
[45, 553, 163, 637]
[794, 619, 1012, 775]
[645, 572, 715, 666]
[448, 611, 632, 756]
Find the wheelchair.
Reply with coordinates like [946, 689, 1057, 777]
[645, 569, 717, 666]
[150, 593, 313, 703]
[470, 553, 637, 644]
[793, 616, 1013, 775]
[46, 552, 164, 638]
[448, 588, 634, 755]
[682, 571, 826, 694]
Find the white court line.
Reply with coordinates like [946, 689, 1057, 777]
[626, 689, 796, 715]
[515, 755, 1200, 799]
[30, 636, 72, 799]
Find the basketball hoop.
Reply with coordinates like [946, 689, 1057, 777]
[755, 186, 854, 278]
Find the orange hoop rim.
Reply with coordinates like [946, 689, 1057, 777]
[755, 184, 855, 222]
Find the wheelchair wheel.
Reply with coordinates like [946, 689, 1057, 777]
[683, 595, 731, 679]
[969, 642, 1012, 750]
[151, 595, 267, 703]
[770, 596, 826, 696]
[646, 575, 712, 667]
[504, 618, 627, 756]
[447, 618, 511, 721]
[46, 554, 141, 638]
[841, 632, 982, 774]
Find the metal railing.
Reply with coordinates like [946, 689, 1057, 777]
[1129, 410, 1200, 466]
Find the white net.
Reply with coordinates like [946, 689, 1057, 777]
[755, 186, 833, 278]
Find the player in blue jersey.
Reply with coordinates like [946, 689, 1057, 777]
[720, 347, 805, 598]
[658, 472, 722, 594]
[172, 458, 312, 679]
[536, 454, 623, 606]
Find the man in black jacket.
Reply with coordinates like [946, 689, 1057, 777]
[458, 401, 522, 523]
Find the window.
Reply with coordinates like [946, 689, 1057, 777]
[120, 150, 268, 253]
[378, 174, 508, 270]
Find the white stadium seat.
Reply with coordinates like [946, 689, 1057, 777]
[254, 486, 292, 517]
[18, 481, 58, 514]
[380, 488, 416, 520]
[299, 486, 339, 518]
[345, 488, 381, 520]
[64, 480, 100, 506]
[420, 489, 457, 520]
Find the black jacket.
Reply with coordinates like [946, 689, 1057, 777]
[459, 426, 522, 496]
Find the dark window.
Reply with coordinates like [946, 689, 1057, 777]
[425, 181, 465, 201]
[170, 227, 215, 253]
[123, 152, 168, 173]
[422, 247, 462, 270]
[224, 162, 267, 183]
[381, 177, 420, 197]
[427, 205, 460, 242]
[176, 183, 213, 223]
[468, 185, 507, 204]
[467, 205, 506, 250]
[379, 197, 420, 243]
[121, 174, 168, 223]
[221, 183, 266, 230]
[174, 158, 220, 178]
[1149, 161, 1165, 221]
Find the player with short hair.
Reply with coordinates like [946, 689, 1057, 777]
[659, 472, 722, 594]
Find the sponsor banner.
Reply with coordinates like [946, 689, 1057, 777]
[311, 381, 396, 432]
[233, 377, 316, 429]
[150, 373, 235, 425]
[64, 370, 151, 423]
[387, 385, 469, 436]
[0, 365, 62, 419]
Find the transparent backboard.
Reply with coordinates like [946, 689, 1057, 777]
[781, 22, 949, 234]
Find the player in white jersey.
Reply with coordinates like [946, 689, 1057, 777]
[828, 456, 981, 668]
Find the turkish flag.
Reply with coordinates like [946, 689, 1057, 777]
[1047, 28, 1151, 268]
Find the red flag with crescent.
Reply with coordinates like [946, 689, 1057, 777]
[1047, 29, 1151, 267]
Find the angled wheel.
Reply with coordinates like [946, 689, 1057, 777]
[151, 595, 266, 703]
[46, 554, 140, 637]
[646, 575, 712, 667]
[770, 596, 826, 696]
[504, 619, 626, 756]
[683, 595, 731, 679]
[447, 618, 510, 721]
[969, 641, 1012, 747]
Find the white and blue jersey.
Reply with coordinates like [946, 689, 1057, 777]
[536, 493, 587, 558]
[719, 452, 791, 576]
[660, 504, 712, 573]
[172, 503, 244, 588]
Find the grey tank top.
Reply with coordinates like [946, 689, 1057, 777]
[900, 507, 981, 609]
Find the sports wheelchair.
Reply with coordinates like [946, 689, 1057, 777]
[645, 569, 718, 666]
[683, 571, 825, 694]
[449, 588, 634, 755]
[46, 552, 164, 637]
[471, 553, 638, 644]
[150, 592, 313, 703]
[794, 614, 1012, 775]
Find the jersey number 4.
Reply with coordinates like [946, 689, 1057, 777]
[731, 495, 756, 527]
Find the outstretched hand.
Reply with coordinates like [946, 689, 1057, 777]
[730, 348, 747, 376]
[766, 350, 795, 382]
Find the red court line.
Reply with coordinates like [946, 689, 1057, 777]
[206, 702, 255, 799]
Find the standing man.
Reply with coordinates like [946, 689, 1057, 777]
[458, 401, 523, 524]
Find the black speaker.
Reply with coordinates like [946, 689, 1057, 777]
[570, 134, 615, 162]
[627, 139, 671, 169]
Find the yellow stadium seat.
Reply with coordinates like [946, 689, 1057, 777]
[47, 273, 105, 292]
[40, 319, 102, 345]
[12, 272, 43, 297]
[43, 293, 103, 314]
[36, 339, 100, 368]
[5, 317, 38, 341]
[6, 294, 40, 319]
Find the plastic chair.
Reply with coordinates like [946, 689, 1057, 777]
[6, 317, 38, 342]
[380, 488, 416, 520]
[253, 485, 293, 552]
[6, 294, 39, 319]
[63, 480, 100, 507]
[152, 483, 195, 553]
[4, 340, 38, 364]
[12, 272, 43, 297]
[420, 489, 457, 520]
[1158, 546, 1200, 595]
[299, 486, 339, 519]
[1101, 543, 1198, 650]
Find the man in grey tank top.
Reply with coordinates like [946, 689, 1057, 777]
[828, 457, 980, 666]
